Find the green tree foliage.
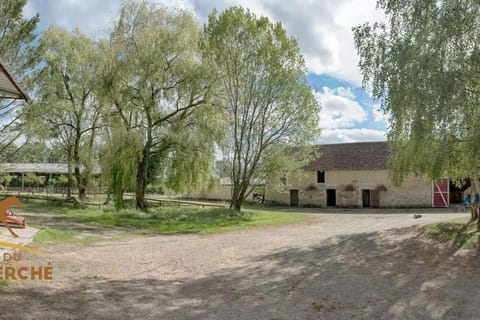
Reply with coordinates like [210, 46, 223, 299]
[0, 0, 39, 152]
[204, 7, 319, 211]
[0, 141, 66, 163]
[0, 0, 39, 75]
[100, 0, 220, 210]
[33, 27, 102, 200]
[354, 0, 480, 219]
[57, 175, 72, 187]
[100, 126, 142, 209]
[0, 173, 12, 190]
[24, 172, 42, 189]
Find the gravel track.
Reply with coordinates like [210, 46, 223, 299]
[1, 212, 478, 320]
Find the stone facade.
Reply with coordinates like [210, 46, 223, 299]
[336, 187, 357, 207]
[191, 142, 438, 208]
[265, 169, 433, 208]
[189, 181, 263, 202]
[195, 184, 232, 201]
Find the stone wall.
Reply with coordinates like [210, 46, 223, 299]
[196, 185, 232, 201]
[379, 175, 432, 207]
[336, 186, 357, 208]
[189, 184, 259, 202]
[265, 170, 325, 206]
[299, 184, 326, 206]
[265, 169, 433, 208]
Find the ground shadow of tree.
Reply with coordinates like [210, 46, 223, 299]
[421, 218, 480, 249]
[1, 226, 480, 319]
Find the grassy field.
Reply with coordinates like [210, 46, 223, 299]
[32, 227, 78, 243]
[23, 201, 309, 243]
[422, 217, 480, 249]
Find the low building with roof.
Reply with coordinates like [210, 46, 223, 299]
[0, 163, 101, 192]
[0, 60, 29, 101]
[265, 141, 449, 208]
[0, 163, 100, 176]
[189, 177, 265, 202]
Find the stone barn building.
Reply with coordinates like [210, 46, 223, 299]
[265, 141, 457, 208]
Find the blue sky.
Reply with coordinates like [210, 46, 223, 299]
[23, 0, 388, 144]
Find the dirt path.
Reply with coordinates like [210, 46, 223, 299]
[1, 212, 478, 319]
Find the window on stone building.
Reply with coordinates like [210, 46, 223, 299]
[317, 171, 325, 183]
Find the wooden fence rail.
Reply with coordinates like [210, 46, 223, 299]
[0, 192, 226, 209]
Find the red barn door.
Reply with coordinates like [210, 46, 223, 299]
[432, 179, 449, 207]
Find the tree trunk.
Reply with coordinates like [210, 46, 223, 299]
[472, 175, 480, 220]
[78, 185, 87, 201]
[233, 199, 242, 211]
[230, 182, 243, 211]
[135, 157, 147, 210]
[135, 139, 152, 210]
[67, 147, 73, 199]
[73, 127, 87, 202]
[74, 165, 86, 201]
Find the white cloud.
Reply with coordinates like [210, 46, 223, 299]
[316, 86, 367, 130]
[25, 0, 120, 38]
[321, 128, 386, 144]
[334, 86, 356, 99]
[25, 0, 385, 85]
[23, 0, 388, 144]
[247, 0, 384, 84]
[371, 103, 390, 124]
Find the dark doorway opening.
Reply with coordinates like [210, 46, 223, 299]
[362, 190, 371, 208]
[326, 189, 336, 207]
[290, 189, 299, 206]
[449, 179, 470, 204]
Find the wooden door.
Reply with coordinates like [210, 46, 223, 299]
[433, 179, 449, 207]
[290, 189, 299, 206]
[362, 190, 371, 208]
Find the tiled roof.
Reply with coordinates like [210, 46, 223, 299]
[0, 163, 101, 175]
[305, 141, 389, 171]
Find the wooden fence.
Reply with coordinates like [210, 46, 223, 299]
[0, 191, 226, 209]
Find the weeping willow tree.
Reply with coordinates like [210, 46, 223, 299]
[164, 106, 221, 194]
[100, 1, 222, 210]
[354, 0, 480, 220]
[100, 127, 142, 209]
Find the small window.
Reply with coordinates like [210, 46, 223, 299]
[317, 171, 325, 183]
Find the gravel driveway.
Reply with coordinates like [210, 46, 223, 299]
[1, 212, 478, 320]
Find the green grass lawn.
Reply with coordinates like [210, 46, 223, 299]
[23, 201, 309, 241]
[32, 227, 79, 244]
[422, 217, 480, 249]
[0, 280, 10, 287]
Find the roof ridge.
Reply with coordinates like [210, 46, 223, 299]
[306, 141, 389, 171]
[319, 141, 388, 147]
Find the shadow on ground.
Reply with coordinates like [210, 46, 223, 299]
[425, 218, 480, 249]
[1, 227, 480, 319]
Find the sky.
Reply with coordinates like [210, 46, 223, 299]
[23, 0, 388, 144]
